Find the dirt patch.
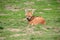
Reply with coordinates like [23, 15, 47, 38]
[39, 12, 44, 14]
[57, 0, 60, 3]
[21, 25, 35, 34]
[10, 34, 20, 37]
[9, 25, 45, 37]
[57, 7, 60, 9]
[23, 28, 34, 34]
[24, 1, 35, 5]
[52, 27, 60, 33]
[43, 8, 52, 10]
[22, 18, 27, 21]
[7, 28, 21, 32]
[26, 27, 34, 34]
[8, 19, 15, 21]
[36, 0, 42, 1]
[44, 26, 60, 33]
[10, 34, 27, 37]
[0, 13, 10, 16]
[34, 31, 44, 35]
[48, 4, 51, 6]
[0, 37, 6, 40]
[5, 5, 20, 11]
[22, 25, 43, 35]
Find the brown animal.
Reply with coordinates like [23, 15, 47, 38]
[25, 10, 46, 25]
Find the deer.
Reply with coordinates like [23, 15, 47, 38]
[25, 9, 46, 25]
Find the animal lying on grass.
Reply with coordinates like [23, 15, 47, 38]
[25, 9, 46, 25]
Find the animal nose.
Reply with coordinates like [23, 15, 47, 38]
[27, 17, 28, 19]
[26, 16, 31, 19]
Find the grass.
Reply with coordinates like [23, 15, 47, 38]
[0, 0, 60, 40]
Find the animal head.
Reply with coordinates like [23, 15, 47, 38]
[25, 11, 33, 17]
[25, 11, 33, 21]
[25, 9, 35, 17]
[25, 9, 36, 21]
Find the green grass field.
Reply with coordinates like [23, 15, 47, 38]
[0, 0, 60, 40]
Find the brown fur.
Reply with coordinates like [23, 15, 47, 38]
[25, 11, 46, 25]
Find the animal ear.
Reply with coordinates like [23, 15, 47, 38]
[25, 9, 36, 14]
[32, 9, 36, 14]
[25, 9, 33, 14]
